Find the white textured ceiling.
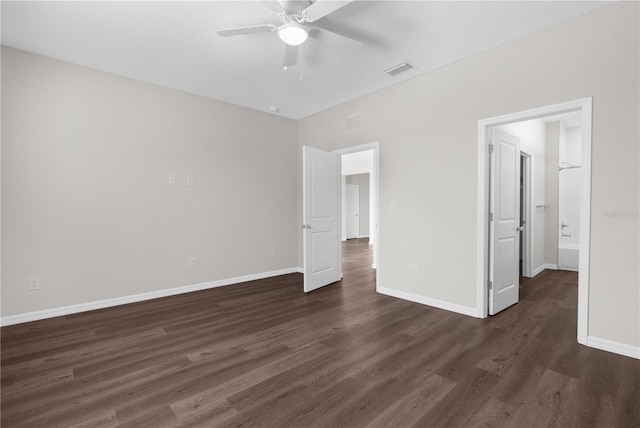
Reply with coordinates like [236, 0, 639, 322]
[1, 1, 611, 119]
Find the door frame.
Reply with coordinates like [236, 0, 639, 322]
[520, 150, 533, 278]
[333, 142, 380, 281]
[476, 98, 592, 344]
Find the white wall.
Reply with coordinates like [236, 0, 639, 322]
[559, 127, 582, 247]
[342, 152, 373, 176]
[298, 2, 639, 349]
[1, 47, 299, 318]
[544, 121, 560, 266]
[497, 120, 546, 275]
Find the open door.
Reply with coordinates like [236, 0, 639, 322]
[303, 146, 341, 292]
[489, 128, 521, 315]
[345, 184, 358, 239]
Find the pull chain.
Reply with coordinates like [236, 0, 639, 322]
[298, 45, 303, 81]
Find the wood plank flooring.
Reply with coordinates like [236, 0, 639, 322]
[2, 238, 639, 427]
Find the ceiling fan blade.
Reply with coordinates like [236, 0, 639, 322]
[310, 27, 362, 50]
[303, 0, 353, 22]
[283, 44, 298, 69]
[217, 24, 277, 37]
[262, 1, 286, 13]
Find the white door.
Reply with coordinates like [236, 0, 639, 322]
[303, 146, 341, 292]
[345, 184, 358, 239]
[489, 128, 521, 315]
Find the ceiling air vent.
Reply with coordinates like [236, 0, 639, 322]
[345, 113, 363, 133]
[384, 61, 415, 77]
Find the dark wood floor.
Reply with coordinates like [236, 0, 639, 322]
[2, 238, 639, 427]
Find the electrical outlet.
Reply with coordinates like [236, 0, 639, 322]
[188, 258, 196, 269]
[411, 265, 419, 275]
[186, 176, 194, 186]
[28, 277, 40, 291]
[169, 174, 176, 185]
[270, 249, 277, 258]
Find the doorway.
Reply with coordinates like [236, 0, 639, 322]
[334, 142, 379, 277]
[477, 98, 592, 344]
[302, 142, 379, 293]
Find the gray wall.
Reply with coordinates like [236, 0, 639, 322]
[298, 3, 639, 348]
[1, 46, 298, 317]
[345, 174, 370, 238]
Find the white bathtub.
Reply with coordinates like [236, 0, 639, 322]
[558, 244, 579, 271]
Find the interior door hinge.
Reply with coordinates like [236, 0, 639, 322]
[488, 143, 494, 153]
[489, 280, 493, 290]
[489, 212, 494, 221]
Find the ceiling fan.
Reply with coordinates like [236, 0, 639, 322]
[217, 0, 361, 70]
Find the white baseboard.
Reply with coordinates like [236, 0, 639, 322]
[1, 267, 301, 327]
[532, 264, 546, 277]
[587, 335, 640, 359]
[377, 286, 481, 318]
[532, 264, 557, 277]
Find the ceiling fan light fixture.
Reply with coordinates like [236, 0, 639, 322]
[278, 22, 308, 46]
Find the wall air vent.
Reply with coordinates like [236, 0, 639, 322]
[345, 113, 363, 133]
[384, 61, 415, 77]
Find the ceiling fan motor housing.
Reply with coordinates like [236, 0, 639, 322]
[279, 10, 308, 25]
